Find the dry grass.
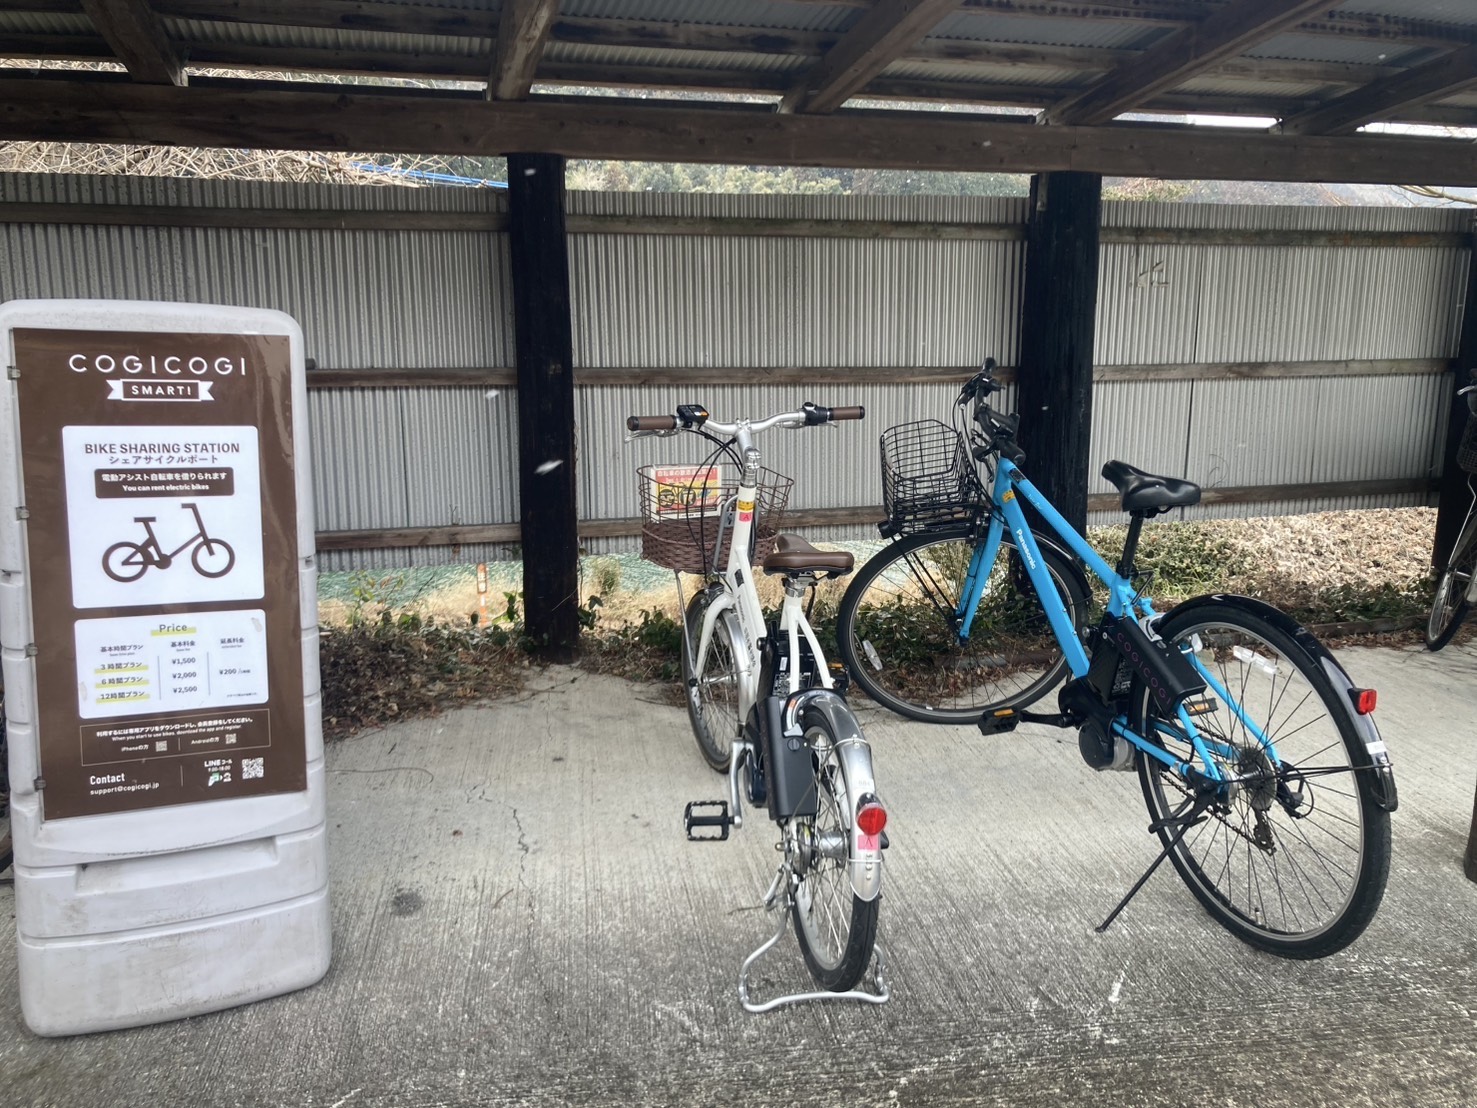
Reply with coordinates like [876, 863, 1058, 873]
[310, 507, 1445, 734]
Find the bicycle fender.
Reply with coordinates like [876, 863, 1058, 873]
[783, 690, 884, 902]
[1160, 594, 1398, 813]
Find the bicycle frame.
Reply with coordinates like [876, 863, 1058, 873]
[689, 440, 835, 748]
[957, 457, 1269, 788]
[130, 503, 215, 563]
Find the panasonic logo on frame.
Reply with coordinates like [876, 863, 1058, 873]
[1013, 528, 1037, 571]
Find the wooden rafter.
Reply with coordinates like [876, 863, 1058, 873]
[779, 0, 961, 114]
[6, 75, 1477, 187]
[1278, 43, 1477, 136]
[1039, 0, 1336, 126]
[79, 0, 183, 86]
[489, 0, 560, 101]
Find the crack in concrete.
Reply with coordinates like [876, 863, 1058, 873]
[510, 805, 536, 933]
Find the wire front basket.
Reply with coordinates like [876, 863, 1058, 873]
[1459, 417, 1477, 475]
[880, 419, 983, 534]
[636, 464, 793, 574]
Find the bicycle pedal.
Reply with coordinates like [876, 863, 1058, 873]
[977, 708, 1021, 735]
[683, 800, 732, 842]
[978, 708, 1076, 735]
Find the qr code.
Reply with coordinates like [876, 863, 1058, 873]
[242, 757, 265, 780]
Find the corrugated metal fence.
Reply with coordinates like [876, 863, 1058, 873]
[1, 174, 1470, 568]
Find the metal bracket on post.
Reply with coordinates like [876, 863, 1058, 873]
[735, 864, 889, 1014]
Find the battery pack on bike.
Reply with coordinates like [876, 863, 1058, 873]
[760, 696, 820, 821]
[1087, 614, 1206, 714]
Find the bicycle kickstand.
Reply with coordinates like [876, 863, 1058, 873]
[736, 864, 890, 1014]
[1094, 788, 1218, 935]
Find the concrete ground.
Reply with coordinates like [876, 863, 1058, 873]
[2, 642, 1477, 1108]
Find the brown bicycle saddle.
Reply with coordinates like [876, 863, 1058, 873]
[761, 534, 855, 577]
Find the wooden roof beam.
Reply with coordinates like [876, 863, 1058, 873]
[8, 75, 1477, 187]
[779, 0, 960, 114]
[489, 0, 560, 101]
[79, 0, 183, 85]
[1039, 0, 1339, 126]
[1278, 42, 1477, 135]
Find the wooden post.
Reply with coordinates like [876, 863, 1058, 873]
[507, 153, 580, 660]
[1450, 229, 1477, 882]
[1016, 171, 1103, 533]
[1433, 230, 1477, 570]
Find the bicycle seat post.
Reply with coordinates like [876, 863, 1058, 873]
[1116, 512, 1147, 580]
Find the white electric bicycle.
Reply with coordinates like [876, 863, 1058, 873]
[626, 400, 888, 1011]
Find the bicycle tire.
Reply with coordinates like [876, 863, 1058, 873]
[1137, 601, 1390, 958]
[836, 528, 1089, 724]
[102, 541, 149, 583]
[682, 587, 742, 773]
[1426, 515, 1477, 650]
[191, 537, 236, 579]
[791, 704, 879, 991]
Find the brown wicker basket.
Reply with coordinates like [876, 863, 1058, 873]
[636, 464, 793, 574]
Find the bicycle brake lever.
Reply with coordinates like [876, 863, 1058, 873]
[623, 428, 681, 444]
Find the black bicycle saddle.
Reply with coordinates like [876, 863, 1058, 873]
[1101, 460, 1202, 514]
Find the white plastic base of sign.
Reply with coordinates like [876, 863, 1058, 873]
[16, 825, 330, 1037]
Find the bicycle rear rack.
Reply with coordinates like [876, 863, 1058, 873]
[736, 864, 889, 1014]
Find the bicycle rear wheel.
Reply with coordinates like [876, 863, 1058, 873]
[1137, 602, 1390, 958]
[682, 587, 742, 773]
[836, 529, 1087, 724]
[1426, 513, 1477, 650]
[790, 706, 879, 991]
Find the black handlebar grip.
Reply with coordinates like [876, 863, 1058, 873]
[830, 406, 865, 421]
[627, 415, 677, 432]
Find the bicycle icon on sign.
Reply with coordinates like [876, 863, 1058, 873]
[102, 502, 236, 582]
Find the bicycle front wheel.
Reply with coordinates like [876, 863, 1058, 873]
[791, 705, 879, 991]
[837, 529, 1087, 724]
[1138, 602, 1390, 958]
[1426, 516, 1477, 650]
[682, 587, 742, 773]
[192, 538, 236, 579]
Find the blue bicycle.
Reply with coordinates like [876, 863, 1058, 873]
[837, 360, 1397, 957]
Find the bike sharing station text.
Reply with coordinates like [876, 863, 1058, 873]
[13, 328, 306, 820]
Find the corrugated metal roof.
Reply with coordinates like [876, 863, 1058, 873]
[1247, 33, 1440, 68]
[557, 0, 858, 34]
[1347, 0, 1477, 23]
[879, 59, 1084, 91]
[544, 41, 804, 76]
[163, 17, 492, 59]
[0, 12, 95, 36]
[930, 11, 1177, 53]
[6, 0, 1477, 132]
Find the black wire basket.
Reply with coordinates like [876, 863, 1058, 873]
[1458, 418, 1477, 475]
[880, 420, 983, 533]
[636, 464, 793, 574]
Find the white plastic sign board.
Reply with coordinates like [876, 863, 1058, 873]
[1, 300, 329, 1035]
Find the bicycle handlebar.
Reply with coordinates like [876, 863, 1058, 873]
[625, 402, 864, 437]
[626, 415, 677, 432]
[958, 356, 1026, 464]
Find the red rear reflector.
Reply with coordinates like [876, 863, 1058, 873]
[1351, 688, 1377, 715]
[856, 803, 887, 837]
